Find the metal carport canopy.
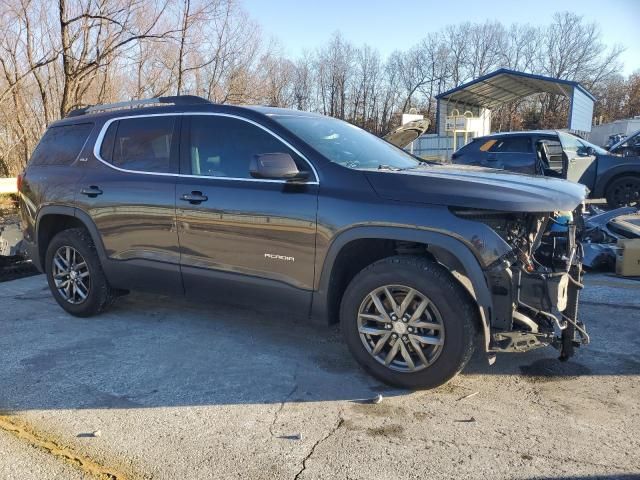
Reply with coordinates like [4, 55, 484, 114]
[436, 68, 596, 108]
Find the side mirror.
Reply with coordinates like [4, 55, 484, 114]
[250, 153, 309, 181]
[577, 146, 595, 157]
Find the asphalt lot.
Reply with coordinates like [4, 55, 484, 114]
[0, 273, 639, 480]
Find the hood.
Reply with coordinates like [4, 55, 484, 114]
[383, 119, 431, 148]
[365, 164, 587, 212]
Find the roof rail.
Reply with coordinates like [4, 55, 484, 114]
[66, 95, 212, 117]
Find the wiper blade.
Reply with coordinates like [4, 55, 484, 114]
[377, 164, 402, 171]
[405, 160, 432, 169]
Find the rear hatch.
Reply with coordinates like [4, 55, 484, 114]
[383, 119, 431, 148]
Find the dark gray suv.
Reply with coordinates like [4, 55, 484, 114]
[19, 96, 589, 389]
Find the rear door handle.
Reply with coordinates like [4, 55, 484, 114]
[180, 191, 208, 204]
[80, 186, 103, 197]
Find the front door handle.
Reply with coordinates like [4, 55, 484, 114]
[80, 186, 103, 197]
[180, 191, 208, 204]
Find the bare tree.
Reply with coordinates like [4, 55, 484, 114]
[291, 53, 313, 111]
[254, 50, 295, 106]
[315, 32, 354, 118]
[0, 1, 58, 111]
[415, 33, 450, 122]
[465, 21, 505, 78]
[350, 45, 382, 128]
[57, 0, 173, 116]
[443, 23, 469, 87]
[0, 4, 634, 176]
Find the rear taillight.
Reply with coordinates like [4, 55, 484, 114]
[17, 173, 23, 192]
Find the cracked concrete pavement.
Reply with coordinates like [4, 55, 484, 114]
[0, 273, 639, 479]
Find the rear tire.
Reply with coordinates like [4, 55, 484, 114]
[340, 255, 477, 390]
[45, 228, 115, 317]
[605, 175, 640, 208]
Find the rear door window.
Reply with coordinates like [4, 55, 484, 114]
[30, 123, 94, 166]
[101, 116, 177, 173]
[488, 136, 532, 153]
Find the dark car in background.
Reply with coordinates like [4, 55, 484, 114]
[451, 130, 640, 208]
[605, 133, 627, 150]
[608, 129, 640, 158]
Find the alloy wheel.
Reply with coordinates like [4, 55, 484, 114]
[611, 179, 640, 207]
[357, 285, 445, 372]
[52, 246, 91, 304]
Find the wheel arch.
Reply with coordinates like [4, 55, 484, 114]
[594, 165, 640, 198]
[312, 226, 492, 350]
[35, 206, 107, 272]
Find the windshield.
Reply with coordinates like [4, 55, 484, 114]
[271, 114, 421, 170]
[579, 138, 608, 155]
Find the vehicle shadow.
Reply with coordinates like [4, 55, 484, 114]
[1, 275, 638, 412]
[1, 280, 404, 411]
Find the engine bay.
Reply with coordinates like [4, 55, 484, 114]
[454, 207, 590, 358]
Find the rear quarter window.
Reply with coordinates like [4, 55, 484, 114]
[98, 117, 176, 173]
[455, 139, 483, 154]
[488, 136, 532, 153]
[29, 123, 94, 166]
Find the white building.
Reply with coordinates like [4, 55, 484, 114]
[589, 117, 640, 147]
[410, 69, 595, 161]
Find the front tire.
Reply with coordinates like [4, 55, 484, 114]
[605, 175, 640, 208]
[340, 256, 477, 389]
[45, 228, 115, 317]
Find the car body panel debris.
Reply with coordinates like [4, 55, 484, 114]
[582, 206, 640, 270]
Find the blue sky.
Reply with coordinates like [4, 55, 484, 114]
[242, 0, 640, 76]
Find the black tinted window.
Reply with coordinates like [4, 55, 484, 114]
[110, 117, 176, 173]
[489, 137, 531, 153]
[456, 139, 481, 154]
[100, 122, 118, 161]
[30, 123, 93, 166]
[188, 116, 305, 178]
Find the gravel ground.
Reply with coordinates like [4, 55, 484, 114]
[0, 273, 638, 480]
[0, 427, 86, 480]
[0, 199, 19, 225]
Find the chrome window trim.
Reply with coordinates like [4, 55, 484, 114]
[92, 112, 319, 184]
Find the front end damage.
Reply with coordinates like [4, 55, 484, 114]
[453, 207, 590, 360]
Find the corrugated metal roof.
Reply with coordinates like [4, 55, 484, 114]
[436, 69, 595, 108]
